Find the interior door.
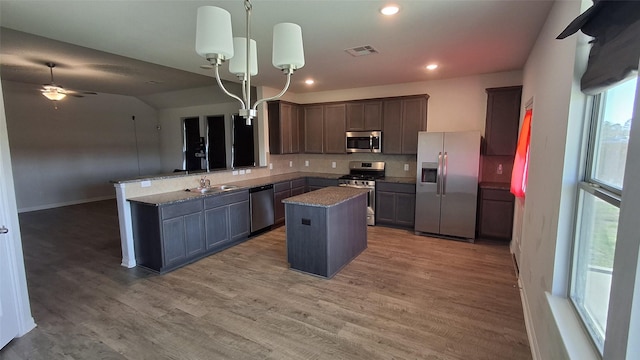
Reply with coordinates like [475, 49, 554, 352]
[0, 82, 34, 349]
[0, 121, 19, 348]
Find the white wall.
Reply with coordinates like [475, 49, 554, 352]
[3, 80, 161, 212]
[516, 0, 592, 358]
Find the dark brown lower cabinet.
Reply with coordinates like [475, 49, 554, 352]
[477, 188, 515, 240]
[131, 190, 250, 274]
[375, 182, 416, 228]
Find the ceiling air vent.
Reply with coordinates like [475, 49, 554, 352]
[345, 45, 379, 57]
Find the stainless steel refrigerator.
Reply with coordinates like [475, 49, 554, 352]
[414, 131, 480, 240]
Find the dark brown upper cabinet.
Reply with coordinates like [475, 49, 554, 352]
[484, 86, 522, 156]
[268, 101, 300, 155]
[303, 105, 324, 153]
[382, 96, 428, 155]
[323, 103, 347, 154]
[346, 101, 382, 131]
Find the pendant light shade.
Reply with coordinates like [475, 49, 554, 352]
[195, 6, 234, 60]
[229, 37, 258, 76]
[272, 23, 305, 70]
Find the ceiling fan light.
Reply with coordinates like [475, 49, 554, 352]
[229, 37, 258, 76]
[272, 23, 305, 71]
[42, 86, 66, 101]
[195, 6, 234, 61]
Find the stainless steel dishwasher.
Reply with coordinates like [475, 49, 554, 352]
[249, 184, 275, 234]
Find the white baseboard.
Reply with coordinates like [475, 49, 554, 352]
[18, 195, 116, 213]
[519, 278, 541, 360]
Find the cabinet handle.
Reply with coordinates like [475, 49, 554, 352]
[0, 226, 8, 234]
[443, 152, 448, 195]
[437, 152, 442, 196]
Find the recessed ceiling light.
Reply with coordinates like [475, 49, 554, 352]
[380, 5, 399, 16]
[426, 64, 439, 71]
[305, 79, 315, 85]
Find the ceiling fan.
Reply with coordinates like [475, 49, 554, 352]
[41, 62, 97, 101]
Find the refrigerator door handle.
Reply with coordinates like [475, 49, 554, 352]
[436, 152, 442, 196]
[443, 152, 448, 195]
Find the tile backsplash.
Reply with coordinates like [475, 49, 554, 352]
[270, 153, 417, 178]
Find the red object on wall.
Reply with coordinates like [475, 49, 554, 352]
[511, 109, 532, 198]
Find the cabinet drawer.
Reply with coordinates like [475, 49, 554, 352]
[274, 181, 291, 193]
[481, 189, 514, 202]
[161, 200, 203, 219]
[291, 178, 306, 189]
[376, 181, 415, 194]
[204, 190, 249, 209]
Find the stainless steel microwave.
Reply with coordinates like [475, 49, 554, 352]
[346, 131, 382, 153]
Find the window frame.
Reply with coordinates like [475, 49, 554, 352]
[569, 79, 636, 355]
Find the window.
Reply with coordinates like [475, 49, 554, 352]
[570, 77, 637, 353]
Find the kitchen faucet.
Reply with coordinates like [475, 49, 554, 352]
[200, 176, 211, 188]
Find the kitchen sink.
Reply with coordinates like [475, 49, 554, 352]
[189, 185, 239, 194]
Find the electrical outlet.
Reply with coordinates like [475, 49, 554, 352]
[332, 161, 336, 168]
[497, 164, 503, 175]
[239, 169, 246, 175]
[289, 161, 293, 167]
[305, 160, 309, 167]
[140, 180, 151, 188]
[404, 164, 409, 171]
[269, 163, 273, 170]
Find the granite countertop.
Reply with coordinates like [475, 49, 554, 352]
[127, 172, 342, 206]
[479, 181, 511, 190]
[282, 186, 369, 208]
[379, 176, 415, 184]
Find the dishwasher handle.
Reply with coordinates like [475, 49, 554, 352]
[249, 184, 274, 193]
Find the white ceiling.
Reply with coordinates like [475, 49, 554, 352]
[0, 0, 554, 98]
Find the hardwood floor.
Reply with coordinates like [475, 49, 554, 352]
[1, 200, 531, 360]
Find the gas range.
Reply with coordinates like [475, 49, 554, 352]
[337, 161, 385, 187]
[337, 174, 379, 187]
[337, 161, 385, 226]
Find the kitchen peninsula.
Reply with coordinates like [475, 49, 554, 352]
[283, 186, 369, 278]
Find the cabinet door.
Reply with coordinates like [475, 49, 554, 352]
[395, 193, 416, 227]
[364, 101, 382, 130]
[281, 102, 293, 154]
[478, 189, 514, 240]
[290, 104, 300, 153]
[346, 103, 365, 130]
[382, 99, 403, 154]
[205, 206, 230, 248]
[162, 217, 187, 266]
[184, 212, 205, 256]
[484, 86, 522, 156]
[229, 200, 250, 242]
[304, 105, 324, 153]
[324, 104, 346, 154]
[401, 97, 427, 154]
[375, 191, 396, 224]
[291, 186, 305, 196]
[273, 189, 291, 224]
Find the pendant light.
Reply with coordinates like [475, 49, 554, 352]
[195, 0, 304, 124]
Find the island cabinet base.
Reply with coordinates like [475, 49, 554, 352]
[285, 192, 367, 278]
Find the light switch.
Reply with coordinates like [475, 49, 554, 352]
[246, 169, 251, 174]
[404, 164, 410, 171]
[305, 160, 309, 167]
[140, 180, 151, 188]
[239, 169, 246, 175]
[232, 170, 239, 175]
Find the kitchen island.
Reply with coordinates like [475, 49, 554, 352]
[283, 186, 369, 278]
